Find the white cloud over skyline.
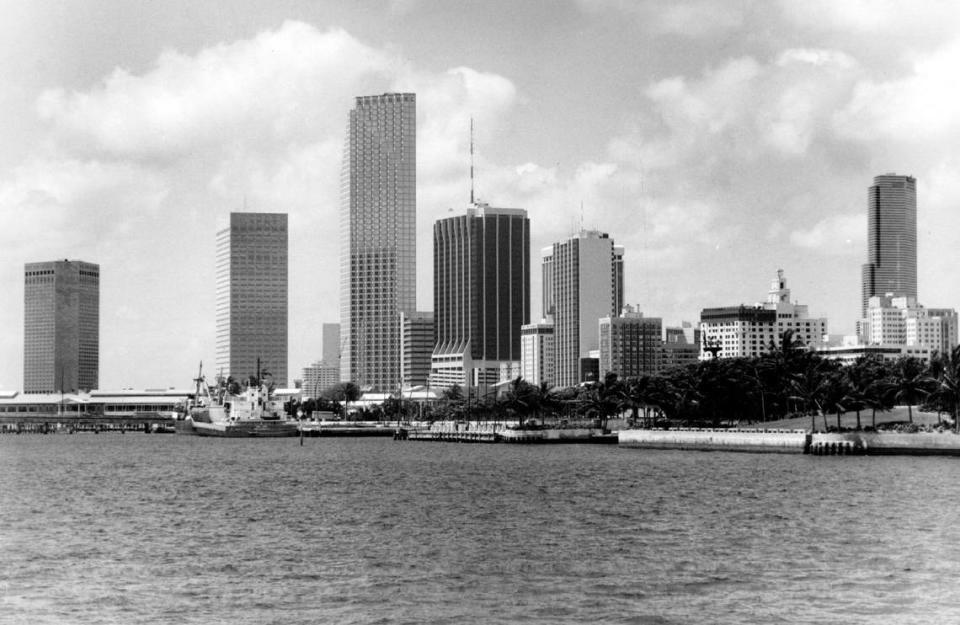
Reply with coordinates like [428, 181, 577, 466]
[1, 2, 958, 389]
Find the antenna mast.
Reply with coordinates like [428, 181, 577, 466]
[470, 117, 475, 205]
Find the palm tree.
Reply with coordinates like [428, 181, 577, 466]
[822, 369, 851, 431]
[892, 357, 930, 424]
[325, 381, 361, 419]
[577, 372, 624, 432]
[932, 345, 960, 432]
[842, 357, 876, 430]
[504, 377, 538, 426]
[788, 357, 837, 432]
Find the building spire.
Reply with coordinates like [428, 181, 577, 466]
[470, 117, 475, 205]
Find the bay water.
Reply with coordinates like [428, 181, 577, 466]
[2, 435, 958, 624]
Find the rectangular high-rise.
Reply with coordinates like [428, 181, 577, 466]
[401, 311, 434, 389]
[432, 203, 529, 389]
[340, 93, 416, 392]
[215, 212, 288, 386]
[861, 173, 917, 316]
[23, 260, 99, 393]
[542, 230, 624, 388]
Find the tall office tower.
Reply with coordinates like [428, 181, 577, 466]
[321, 323, 341, 370]
[400, 311, 434, 389]
[23, 260, 99, 393]
[861, 173, 917, 316]
[340, 93, 416, 392]
[215, 212, 288, 386]
[542, 230, 624, 388]
[432, 203, 530, 390]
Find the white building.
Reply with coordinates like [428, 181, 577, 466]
[700, 269, 827, 359]
[859, 294, 958, 356]
[520, 320, 554, 386]
[542, 230, 624, 387]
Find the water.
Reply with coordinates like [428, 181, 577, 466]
[1, 435, 958, 624]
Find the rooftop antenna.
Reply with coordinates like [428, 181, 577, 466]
[580, 201, 584, 232]
[469, 117, 475, 205]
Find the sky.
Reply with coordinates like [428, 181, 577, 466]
[1, 0, 959, 390]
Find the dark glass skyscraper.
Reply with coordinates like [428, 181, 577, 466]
[861, 173, 917, 316]
[23, 260, 99, 393]
[340, 93, 416, 392]
[215, 212, 288, 385]
[432, 203, 529, 389]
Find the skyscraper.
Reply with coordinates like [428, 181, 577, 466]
[861, 173, 917, 316]
[432, 203, 530, 389]
[215, 212, 288, 386]
[340, 93, 416, 392]
[542, 230, 624, 387]
[23, 260, 99, 393]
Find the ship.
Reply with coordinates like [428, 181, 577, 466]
[179, 363, 299, 438]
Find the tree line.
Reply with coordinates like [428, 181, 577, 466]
[286, 333, 960, 432]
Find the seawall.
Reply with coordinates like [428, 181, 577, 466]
[618, 428, 960, 456]
[810, 432, 960, 456]
[618, 429, 808, 453]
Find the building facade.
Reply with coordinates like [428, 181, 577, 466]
[432, 203, 529, 390]
[598, 308, 662, 379]
[301, 361, 340, 397]
[542, 230, 624, 387]
[861, 173, 917, 316]
[661, 323, 701, 371]
[700, 270, 827, 359]
[859, 294, 958, 356]
[321, 323, 341, 371]
[401, 311, 434, 390]
[215, 212, 288, 385]
[520, 321, 555, 386]
[23, 260, 100, 393]
[340, 93, 416, 392]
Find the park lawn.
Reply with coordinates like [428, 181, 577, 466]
[753, 405, 951, 430]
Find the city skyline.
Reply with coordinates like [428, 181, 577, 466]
[2, 2, 960, 389]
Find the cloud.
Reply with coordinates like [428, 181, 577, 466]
[834, 41, 960, 144]
[2, 19, 527, 388]
[36, 22, 396, 163]
[577, 0, 745, 37]
[789, 213, 864, 253]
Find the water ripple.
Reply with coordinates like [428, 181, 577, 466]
[2, 436, 960, 624]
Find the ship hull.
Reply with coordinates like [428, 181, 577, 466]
[191, 419, 299, 438]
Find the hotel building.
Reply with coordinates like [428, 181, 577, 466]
[23, 260, 99, 393]
[700, 270, 827, 359]
[215, 212, 288, 385]
[340, 93, 416, 392]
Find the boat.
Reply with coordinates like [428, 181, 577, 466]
[184, 365, 299, 438]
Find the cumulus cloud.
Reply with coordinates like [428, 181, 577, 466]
[789, 213, 864, 253]
[36, 23, 398, 163]
[834, 41, 960, 144]
[1, 20, 531, 388]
